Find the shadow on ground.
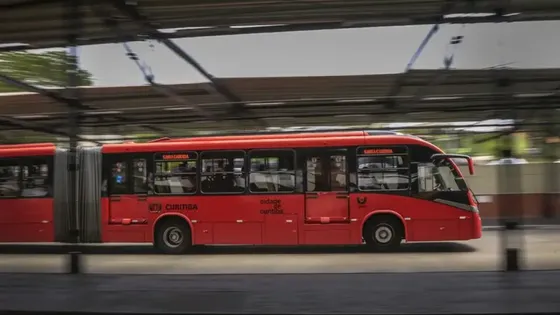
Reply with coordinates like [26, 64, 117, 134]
[0, 242, 476, 255]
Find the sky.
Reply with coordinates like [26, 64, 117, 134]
[64, 20, 560, 87]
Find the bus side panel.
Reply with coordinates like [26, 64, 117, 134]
[141, 194, 304, 245]
[259, 194, 302, 245]
[100, 196, 150, 243]
[0, 198, 54, 242]
[147, 195, 264, 245]
[352, 193, 465, 242]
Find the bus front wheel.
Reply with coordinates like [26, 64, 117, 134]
[364, 216, 403, 251]
[154, 218, 192, 254]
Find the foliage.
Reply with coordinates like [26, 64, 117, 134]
[0, 51, 93, 93]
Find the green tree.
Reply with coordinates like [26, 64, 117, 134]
[0, 51, 93, 92]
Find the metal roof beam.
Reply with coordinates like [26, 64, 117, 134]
[0, 115, 94, 141]
[0, 0, 63, 10]
[1, 14, 559, 53]
[0, 71, 166, 132]
[108, 1, 241, 104]
[106, 0, 268, 126]
[0, 72, 89, 109]
[89, 5, 215, 121]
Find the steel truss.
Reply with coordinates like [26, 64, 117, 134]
[3, 0, 560, 52]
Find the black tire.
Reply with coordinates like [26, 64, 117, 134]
[364, 217, 403, 251]
[154, 219, 192, 254]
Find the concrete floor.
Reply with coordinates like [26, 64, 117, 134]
[2, 271, 560, 313]
[0, 230, 558, 273]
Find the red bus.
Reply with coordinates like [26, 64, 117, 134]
[0, 130, 481, 253]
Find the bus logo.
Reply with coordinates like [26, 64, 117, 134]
[357, 197, 367, 205]
[149, 203, 162, 213]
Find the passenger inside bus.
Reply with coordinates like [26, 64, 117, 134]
[0, 166, 19, 197]
[330, 158, 346, 191]
[154, 160, 197, 194]
[201, 158, 245, 193]
[21, 164, 49, 197]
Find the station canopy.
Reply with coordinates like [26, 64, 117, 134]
[2, 0, 560, 52]
[1, 68, 559, 135]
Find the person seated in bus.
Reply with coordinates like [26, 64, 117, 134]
[222, 164, 241, 192]
[21, 165, 49, 197]
[133, 161, 150, 194]
[310, 162, 325, 191]
[250, 164, 268, 192]
[169, 161, 190, 192]
[357, 163, 384, 190]
[0, 167, 19, 197]
[201, 165, 213, 192]
[330, 159, 346, 191]
[179, 167, 196, 193]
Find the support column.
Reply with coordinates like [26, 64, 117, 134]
[542, 110, 560, 221]
[65, 0, 82, 274]
[497, 134, 524, 271]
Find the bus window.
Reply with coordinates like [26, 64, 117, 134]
[357, 152, 409, 191]
[200, 151, 246, 194]
[329, 155, 347, 191]
[306, 156, 323, 192]
[417, 161, 465, 192]
[154, 152, 197, 195]
[109, 161, 128, 195]
[132, 159, 149, 194]
[0, 162, 20, 197]
[249, 150, 295, 193]
[21, 159, 50, 197]
[306, 154, 347, 192]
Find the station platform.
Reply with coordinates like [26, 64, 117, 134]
[0, 230, 559, 274]
[1, 270, 560, 314]
[0, 230, 558, 313]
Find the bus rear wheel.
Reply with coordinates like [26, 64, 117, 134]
[155, 219, 191, 254]
[364, 217, 403, 251]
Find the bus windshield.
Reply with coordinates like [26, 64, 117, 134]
[418, 159, 468, 192]
[433, 160, 467, 192]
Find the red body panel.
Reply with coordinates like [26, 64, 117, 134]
[100, 192, 480, 245]
[0, 145, 56, 242]
[0, 198, 54, 242]
[0, 146, 56, 157]
[0, 143, 55, 149]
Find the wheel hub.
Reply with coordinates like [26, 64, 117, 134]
[163, 227, 183, 248]
[374, 225, 393, 244]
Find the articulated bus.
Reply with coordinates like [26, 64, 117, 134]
[0, 130, 481, 254]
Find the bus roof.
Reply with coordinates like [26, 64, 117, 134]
[0, 145, 57, 157]
[0, 131, 441, 157]
[102, 134, 437, 154]
[0, 142, 56, 149]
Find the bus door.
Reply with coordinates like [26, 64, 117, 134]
[107, 156, 150, 230]
[408, 163, 461, 241]
[304, 149, 350, 224]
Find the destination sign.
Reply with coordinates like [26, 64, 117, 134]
[156, 152, 197, 161]
[162, 154, 190, 160]
[363, 148, 393, 154]
[358, 146, 407, 155]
